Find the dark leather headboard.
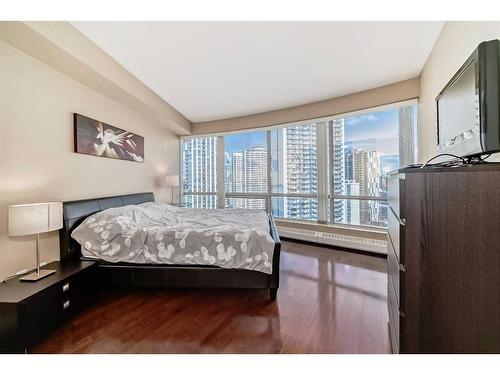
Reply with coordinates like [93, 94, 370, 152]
[59, 192, 155, 260]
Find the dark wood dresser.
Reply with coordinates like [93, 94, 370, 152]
[387, 164, 500, 353]
[0, 260, 98, 353]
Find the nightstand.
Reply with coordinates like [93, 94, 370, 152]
[0, 260, 98, 353]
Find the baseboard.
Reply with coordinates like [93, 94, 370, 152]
[277, 225, 387, 256]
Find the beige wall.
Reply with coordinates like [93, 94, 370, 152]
[0, 40, 180, 280]
[192, 77, 419, 134]
[419, 21, 500, 163]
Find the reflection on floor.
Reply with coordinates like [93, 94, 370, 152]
[33, 240, 390, 353]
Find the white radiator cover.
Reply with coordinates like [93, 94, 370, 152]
[277, 226, 387, 255]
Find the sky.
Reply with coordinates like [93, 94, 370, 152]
[344, 108, 399, 155]
[225, 131, 267, 154]
[224, 107, 399, 156]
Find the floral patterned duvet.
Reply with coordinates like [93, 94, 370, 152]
[71, 203, 275, 274]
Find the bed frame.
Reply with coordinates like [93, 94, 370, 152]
[59, 192, 281, 300]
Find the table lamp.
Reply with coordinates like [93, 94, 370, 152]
[165, 175, 180, 204]
[8, 202, 63, 281]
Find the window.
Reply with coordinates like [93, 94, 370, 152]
[328, 105, 417, 228]
[180, 101, 417, 229]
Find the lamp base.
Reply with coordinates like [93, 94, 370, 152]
[20, 269, 56, 282]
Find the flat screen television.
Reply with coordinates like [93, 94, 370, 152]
[436, 39, 500, 159]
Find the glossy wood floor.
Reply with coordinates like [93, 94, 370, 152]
[33, 240, 391, 354]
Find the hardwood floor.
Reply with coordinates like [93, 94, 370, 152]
[32, 240, 391, 354]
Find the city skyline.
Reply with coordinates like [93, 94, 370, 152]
[182, 105, 410, 228]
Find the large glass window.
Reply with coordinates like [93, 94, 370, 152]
[181, 101, 417, 229]
[329, 104, 416, 228]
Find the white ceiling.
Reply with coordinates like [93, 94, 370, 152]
[72, 21, 443, 123]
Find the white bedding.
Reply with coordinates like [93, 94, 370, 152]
[71, 203, 275, 274]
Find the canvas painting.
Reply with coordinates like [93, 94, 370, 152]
[74, 113, 144, 162]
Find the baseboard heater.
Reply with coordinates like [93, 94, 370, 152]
[277, 226, 387, 255]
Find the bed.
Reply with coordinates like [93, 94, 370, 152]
[59, 192, 281, 300]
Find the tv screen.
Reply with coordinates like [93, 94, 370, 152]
[437, 61, 481, 156]
[436, 39, 500, 159]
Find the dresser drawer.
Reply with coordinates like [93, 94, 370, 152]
[387, 235, 404, 310]
[388, 278, 401, 353]
[388, 208, 404, 264]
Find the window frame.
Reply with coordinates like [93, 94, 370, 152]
[180, 99, 417, 229]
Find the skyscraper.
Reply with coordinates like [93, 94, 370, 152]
[282, 125, 318, 220]
[230, 152, 244, 208]
[329, 119, 345, 223]
[344, 145, 353, 182]
[243, 147, 267, 209]
[353, 150, 381, 225]
[231, 152, 244, 193]
[224, 152, 232, 193]
[182, 137, 218, 209]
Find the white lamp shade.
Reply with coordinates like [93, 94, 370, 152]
[165, 175, 180, 187]
[8, 202, 63, 236]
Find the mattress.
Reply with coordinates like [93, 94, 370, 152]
[71, 203, 275, 274]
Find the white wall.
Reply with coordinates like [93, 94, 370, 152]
[419, 21, 500, 163]
[0, 41, 180, 280]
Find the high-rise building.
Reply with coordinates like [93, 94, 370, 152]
[344, 145, 353, 182]
[353, 150, 381, 225]
[229, 152, 244, 208]
[282, 125, 317, 220]
[232, 152, 244, 193]
[182, 137, 217, 209]
[224, 152, 232, 193]
[329, 119, 345, 223]
[243, 147, 267, 209]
